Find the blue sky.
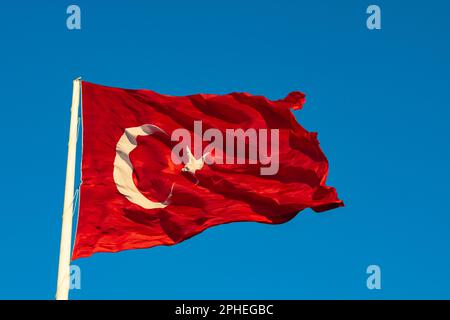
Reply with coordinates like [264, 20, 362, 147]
[0, 0, 449, 299]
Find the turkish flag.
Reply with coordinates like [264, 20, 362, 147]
[72, 82, 343, 259]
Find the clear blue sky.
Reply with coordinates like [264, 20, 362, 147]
[0, 0, 449, 299]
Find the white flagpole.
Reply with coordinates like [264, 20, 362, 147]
[56, 78, 81, 300]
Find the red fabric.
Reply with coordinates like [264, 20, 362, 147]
[72, 82, 343, 259]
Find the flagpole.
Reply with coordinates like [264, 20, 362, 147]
[56, 78, 81, 300]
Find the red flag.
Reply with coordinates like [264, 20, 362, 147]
[72, 82, 343, 259]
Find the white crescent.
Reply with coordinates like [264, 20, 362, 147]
[113, 124, 172, 209]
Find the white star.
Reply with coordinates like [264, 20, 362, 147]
[182, 145, 209, 174]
